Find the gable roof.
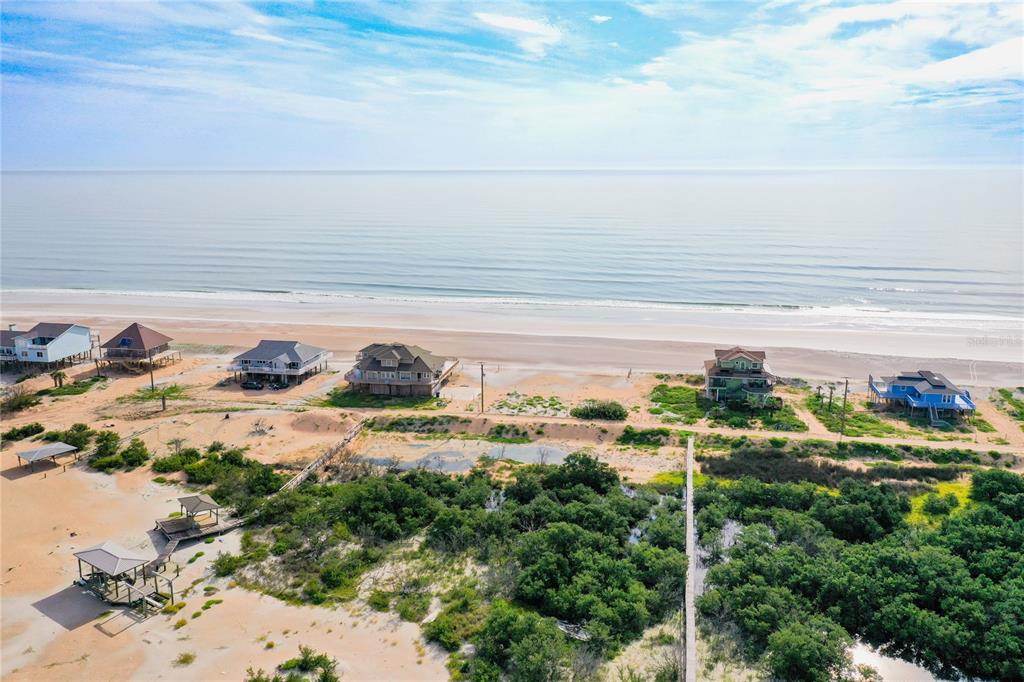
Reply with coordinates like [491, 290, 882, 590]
[714, 346, 767, 362]
[73, 541, 150, 576]
[101, 322, 173, 351]
[355, 343, 448, 374]
[234, 340, 325, 365]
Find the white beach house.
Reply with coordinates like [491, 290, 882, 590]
[1, 322, 95, 366]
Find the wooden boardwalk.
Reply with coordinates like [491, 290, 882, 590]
[280, 421, 365, 491]
[684, 435, 697, 682]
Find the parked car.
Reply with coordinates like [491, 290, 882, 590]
[241, 380, 264, 390]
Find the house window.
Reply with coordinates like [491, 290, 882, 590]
[36, 351, 43, 358]
[118, 337, 132, 347]
[367, 371, 378, 379]
[399, 371, 412, 380]
[381, 358, 398, 367]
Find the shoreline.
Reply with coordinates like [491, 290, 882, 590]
[2, 289, 1022, 386]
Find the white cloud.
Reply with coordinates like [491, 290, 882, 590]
[473, 12, 563, 56]
[591, 15, 612, 24]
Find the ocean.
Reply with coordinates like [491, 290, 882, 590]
[2, 169, 1022, 322]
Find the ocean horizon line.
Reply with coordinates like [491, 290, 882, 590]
[3, 165, 1021, 174]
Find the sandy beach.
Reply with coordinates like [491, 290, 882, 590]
[3, 289, 1022, 385]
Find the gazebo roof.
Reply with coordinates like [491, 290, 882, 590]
[178, 494, 220, 515]
[74, 541, 150, 576]
[17, 442, 78, 463]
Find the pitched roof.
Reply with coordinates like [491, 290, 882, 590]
[0, 329, 23, 347]
[355, 343, 448, 374]
[883, 370, 964, 396]
[101, 322, 173, 351]
[714, 346, 766, 361]
[234, 340, 325, 365]
[16, 442, 78, 463]
[23, 322, 76, 340]
[179, 494, 220, 514]
[73, 541, 150, 576]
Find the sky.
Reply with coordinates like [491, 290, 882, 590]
[1, 0, 1022, 169]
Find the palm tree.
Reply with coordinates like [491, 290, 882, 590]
[50, 370, 67, 388]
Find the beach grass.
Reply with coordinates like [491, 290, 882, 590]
[321, 388, 446, 410]
[805, 394, 911, 438]
[120, 383, 190, 403]
[649, 383, 707, 424]
[994, 388, 1024, 427]
[37, 375, 108, 397]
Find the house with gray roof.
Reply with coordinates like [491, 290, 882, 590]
[0, 322, 94, 366]
[228, 339, 331, 384]
[345, 342, 458, 397]
[869, 370, 975, 423]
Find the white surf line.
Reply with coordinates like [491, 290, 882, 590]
[685, 435, 697, 682]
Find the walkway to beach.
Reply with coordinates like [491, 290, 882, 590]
[684, 435, 697, 682]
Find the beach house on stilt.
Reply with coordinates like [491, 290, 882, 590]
[868, 370, 975, 425]
[99, 322, 181, 373]
[229, 340, 331, 385]
[703, 346, 777, 407]
[345, 343, 458, 397]
[0, 322, 95, 368]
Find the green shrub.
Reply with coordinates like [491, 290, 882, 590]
[616, 425, 672, 448]
[395, 591, 431, 622]
[2, 422, 44, 441]
[367, 590, 391, 611]
[570, 400, 628, 421]
[120, 438, 151, 467]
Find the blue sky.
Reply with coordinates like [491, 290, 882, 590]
[2, 0, 1021, 169]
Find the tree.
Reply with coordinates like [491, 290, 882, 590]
[50, 370, 67, 388]
[166, 437, 186, 455]
[765, 617, 852, 682]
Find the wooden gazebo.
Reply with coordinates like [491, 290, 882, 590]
[73, 541, 175, 615]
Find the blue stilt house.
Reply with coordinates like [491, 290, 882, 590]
[868, 370, 975, 424]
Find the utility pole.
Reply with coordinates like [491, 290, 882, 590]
[479, 362, 486, 414]
[827, 383, 835, 411]
[839, 377, 850, 441]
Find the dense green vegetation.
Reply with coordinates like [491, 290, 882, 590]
[570, 399, 628, 421]
[42, 422, 95, 450]
[245, 646, 339, 682]
[706, 403, 808, 432]
[322, 387, 445, 409]
[694, 432, 1002, 467]
[697, 469, 1024, 681]
[151, 441, 284, 513]
[616, 425, 674, 448]
[92, 437, 151, 471]
[2, 421, 44, 441]
[211, 453, 684, 678]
